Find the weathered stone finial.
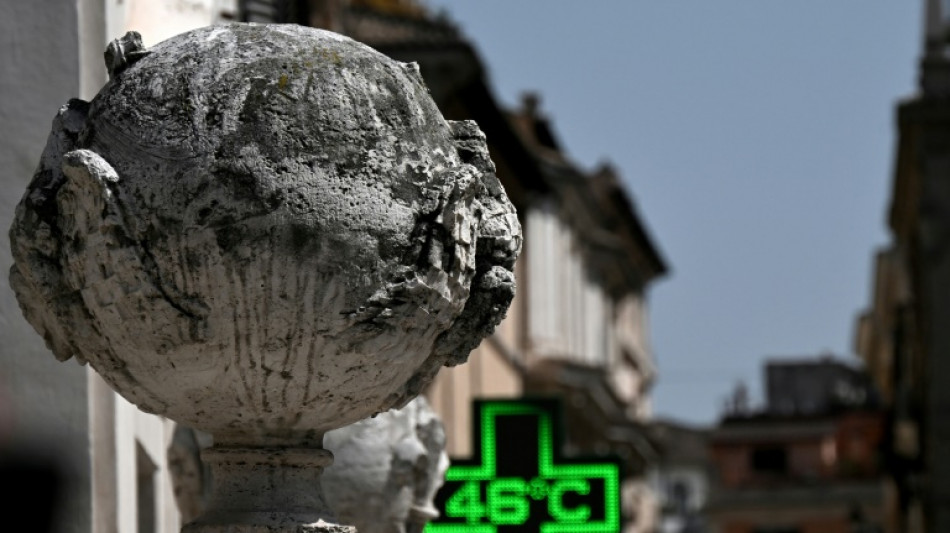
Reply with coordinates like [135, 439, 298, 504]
[10, 23, 521, 532]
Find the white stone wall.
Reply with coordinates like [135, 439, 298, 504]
[526, 201, 560, 352]
[1, 2, 234, 532]
[1, 2, 93, 532]
[108, 0, 236, 48]
[526, 203, 614, 365]
[614, 293, 656, 416]
[525, 203, 653, 391]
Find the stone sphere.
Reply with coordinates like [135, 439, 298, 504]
[9, 24, 520, 445]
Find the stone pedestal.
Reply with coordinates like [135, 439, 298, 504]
[184, 447, 352, 532]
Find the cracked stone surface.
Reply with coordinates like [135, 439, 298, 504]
[8, 23, 521, 447]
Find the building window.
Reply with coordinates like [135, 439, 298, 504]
[750, 446, 788, 474]
[137, 442, 157, 533]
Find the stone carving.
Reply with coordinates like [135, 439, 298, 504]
[165, 397, 447, 532]
[323, 396, 449, 533]
[9, 23, 520, 531]
[167, 424, 213, 525]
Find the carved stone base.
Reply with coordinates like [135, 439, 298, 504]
[182, 447, 355, 533]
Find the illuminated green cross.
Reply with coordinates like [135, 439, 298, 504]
[425, 399, 622, 533]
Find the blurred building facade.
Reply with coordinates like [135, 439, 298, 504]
[648, 420, 712, 533]
[853, 1, 950, 531]
[1, 2, 241, 532]
[0, 1, 669, 532]
[706, 357, 885, 533]
[310, 2, 670, 530]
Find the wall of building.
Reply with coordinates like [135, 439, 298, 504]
[108, 0, 236, 47]
[711, 415, 884, 490]
[711, 437, 831, 488]
[1, 2, 93, 532]
[427, 340, 522, 457]
[525, 202, 616, 367]
[716, 513, 874, 533]
[853, 6, 950, 528]
[0, 3, 237, 531]
[709, 412, 885, 531]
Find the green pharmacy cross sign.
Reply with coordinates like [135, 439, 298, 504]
[425, 398, 622, 533]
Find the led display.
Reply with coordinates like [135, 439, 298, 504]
[425, 398, 622, 533]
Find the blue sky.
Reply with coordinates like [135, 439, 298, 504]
[425, 1, 923, 425]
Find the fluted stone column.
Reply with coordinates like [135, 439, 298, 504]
[9, 23, 520, 532]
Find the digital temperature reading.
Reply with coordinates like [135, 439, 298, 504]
[425, 399, 622, 533]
